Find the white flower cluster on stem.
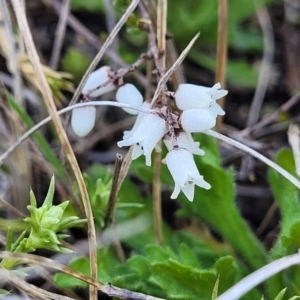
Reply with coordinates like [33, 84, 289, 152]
[71, 66, 227, 201]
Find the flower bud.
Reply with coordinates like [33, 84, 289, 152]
[175, 83, 227, 111]
[175, 84, 212, 110]
[71, 106, 96, 137]
[116, 84, 143, 115]
[180, 108, 216, 133]
[82, 66, 116, 97]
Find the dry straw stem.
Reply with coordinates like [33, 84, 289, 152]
[10, 1, 97, 299]
[152, 0, 167, 246]
[215, 0, 228, 129]
[0, 267, 74, 300]
[150, 32, 200, 107]
[68, 0, 140, 108]
[216, 251, 300, 300]
[0, 252, 165, 300]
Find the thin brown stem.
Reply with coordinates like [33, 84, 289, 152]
[104, 153, 123, 226]
[215, 0, 228, 130]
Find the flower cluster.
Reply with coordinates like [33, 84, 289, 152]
[71, 66, 227, 201]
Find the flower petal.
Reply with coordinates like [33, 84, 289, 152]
[82, 66, 116, 97]
[116, 84, 143, 115]
[181, 182, 195, 201]
[209, 102, 225, 117]
[123, 102, 151, 139]
[180, 108, 216, 133]
[175, 84, 212, 110]
[71, 106, 96, 137]
[171, 183, 181, 199]
[132, 144, 143, 159]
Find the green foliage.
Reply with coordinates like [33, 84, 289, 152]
[268, 149, 300, 258]
[189, 51, 258, 89]
[1, 176, 85, 269]
[55, 233, 254, 300]
[71, 0, 104, 12]
[267, 149, 300, 299]
[61, 48, 92, 84]
[83, 171, 112, 228]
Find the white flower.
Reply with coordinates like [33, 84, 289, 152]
[166, 148, 211, 201]
[116, 84, 143, 115]
[209, 101, 225, 118]
[82, 66, 116, 97]
[180, 108, 216, 133]
[164, 131, 205, 156]
[123, 102, 151, 139]
[71, 106, 96, 137]
[175, 83, 227, 114]
[117, 113, 167, 166]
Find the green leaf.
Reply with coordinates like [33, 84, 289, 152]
[43, 176, 55, 208]
[70, 0, 104, 12]
[274, 288, 287, 300]
[151, 259, 216, 300]
[54, 257, 89, 289]
[267, 149, 300, 298]
[268, 149, 300, 258]
[189, 51, 258, 89]
[61, 48, 92, 83]
[0, 289, 10, 296]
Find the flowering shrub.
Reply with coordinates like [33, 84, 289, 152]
[71, 68, 227, 201]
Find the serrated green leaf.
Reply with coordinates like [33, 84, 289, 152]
[144, 244, 177, 262]
[54, 257, 89, 289]
[178, 243, 202, 269]
[126, 256, 152, 278]
[268, 149, 300, 258]
[151, 259, 216, 300]
[214, 256, 238, 295]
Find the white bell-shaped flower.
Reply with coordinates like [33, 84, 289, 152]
[117, 113, 167, 166]
[116, 84, 143, 115]
[164, 132, 205, 156]
[82, 66, 116, 97]
[180, 108, 216, 133]
[71, 106, 96, 137]
[166, 148, 211, 201]
[123, 102, 151, 139]
[175, 83, 227, 111]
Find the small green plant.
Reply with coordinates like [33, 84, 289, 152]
[1, 176, 85, 270]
